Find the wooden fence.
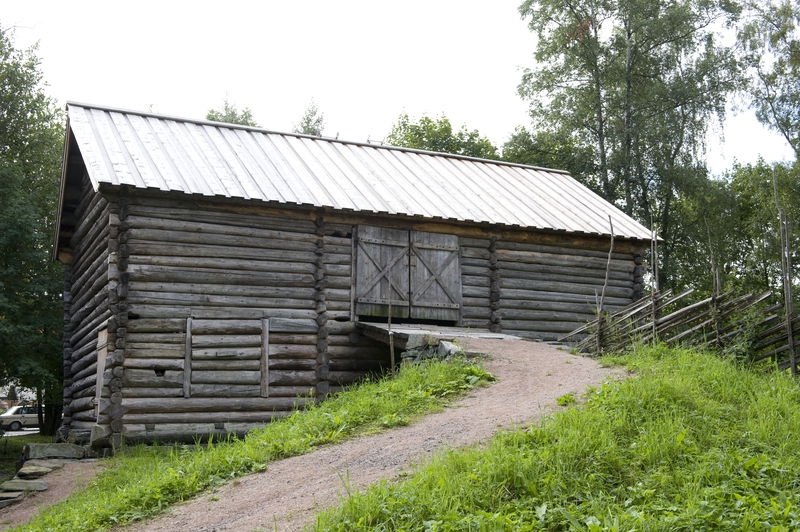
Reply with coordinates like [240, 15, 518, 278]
[561, 289, 800, 374]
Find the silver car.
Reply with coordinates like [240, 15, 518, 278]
[0, 405, 40, 431]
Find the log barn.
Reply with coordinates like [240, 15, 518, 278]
[53, 102, 652, 446]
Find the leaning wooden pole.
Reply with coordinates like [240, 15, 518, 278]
[651, 222, 658, 343]
[597, 216, 615, 354]
[774, 168, 796, 376]
[388, 294, 395, 377]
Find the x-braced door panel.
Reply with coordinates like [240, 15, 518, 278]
[355, 226, 461, 321]
[355, 226, 410, 319]
[410, 231, 461, 322]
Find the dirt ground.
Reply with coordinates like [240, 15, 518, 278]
[0, 339, 620, 531]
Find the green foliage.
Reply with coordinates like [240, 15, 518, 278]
[316, 346, 800, 531]
[292, 99, 325, 136]
[205, 96, 258, 127]
[0, 24, 65, 435]
[739, 0, 800, 156]
[556, 392, 577, 406]
[13, 358, 494, 531]
[386, 113, 499, 159]
[502, 126, 598, 188]
[517, 0, 741, 289]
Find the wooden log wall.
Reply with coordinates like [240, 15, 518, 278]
[101, 194, 388, 443]
[60, 178, 114, 444]
[460, 236, 641, 342]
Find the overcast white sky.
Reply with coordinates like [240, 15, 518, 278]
[3, 0, 794, 175]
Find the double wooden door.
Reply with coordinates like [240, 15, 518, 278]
[355, 226, 461, 322]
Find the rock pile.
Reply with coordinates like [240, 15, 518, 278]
[0, 443, 94, 509]
[400, 340, 467, 363]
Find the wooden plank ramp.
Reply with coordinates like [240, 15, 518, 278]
[357, 322, 520, 351]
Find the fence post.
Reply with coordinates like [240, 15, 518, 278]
[774, 168, 796, 376]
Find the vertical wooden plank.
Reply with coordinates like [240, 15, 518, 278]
[94, 327, 108, 420]
[261, 318, 270, 397]
[184, 317, 192, 398]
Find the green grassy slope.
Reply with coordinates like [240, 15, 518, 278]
[315, 346, 800, 531]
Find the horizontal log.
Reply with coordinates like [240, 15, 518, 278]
[499, 288, 631, 307]
[128, 283, 316, 301]
[326, 321, 359, 335]
[458, 237, 491, 248]
[498, 263, 633, 286]
[500, 298, 597, 314]
[121, 396, 311, 413]
[496, 240, 633, 261]
[192, 370, 261, 385]
[123, 369, 183, 388]
[122, 411, 293, 424]
[495, 249, 634, 272]
[126, 333, 186, 344]
[125, 305, 318, 321]
[192, 334, 262, 348]
[461, 247, 491, 260]
[123, 359, 184, 370]
[189, 384, 314, 398]
[270, 334, 318, 345]
[502, 320, 588, 333]
[192, 360, 260, 371]
[122, 387, 185, 398]
[460, 265, 491, 277]
[462, 308, 490, 319]
[128, 291, 316, 311]
[269, 358, 316, 370]
[126, 264, 314, 287]
[128, 255, 316, 275]
[460, 318, 491, 328]
[459, 257, 490, 268]
[270, 370, 317, 386]
[499, 309, 597, 322]
[130, 229, 315, 254]
[126, 348, 184, 359]
[127, 202, 317, 233]
[127, 241, 316, 263]
[127, 319, 188, 333]
[462, 275, 491, 288]
[191, 347, 261, 360]
[127, 215, 319, 243]
[120, 422, 288, 443]
[501, 278, 633, 299]
[269, 344, 318, 358]
[462, 297, 491, 308]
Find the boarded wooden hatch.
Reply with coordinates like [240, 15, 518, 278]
[355, 226, 461, 322]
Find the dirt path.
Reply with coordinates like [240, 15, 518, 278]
[120, 339, 620, 532]
[0, 461, 104, 531]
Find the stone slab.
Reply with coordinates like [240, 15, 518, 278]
[1, 479, 47, 491]
[16, 465, 53, 479]
[24, 458, 67, 470]
[23, 443, 85, 460]
[0, 493, 24, 509]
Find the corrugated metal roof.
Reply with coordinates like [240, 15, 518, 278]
[65, 102, 653, 240]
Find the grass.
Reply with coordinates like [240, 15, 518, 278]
[0, 433, 53, 483]
[314, 345, 800, 531]
[11, 358, 494, 532]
